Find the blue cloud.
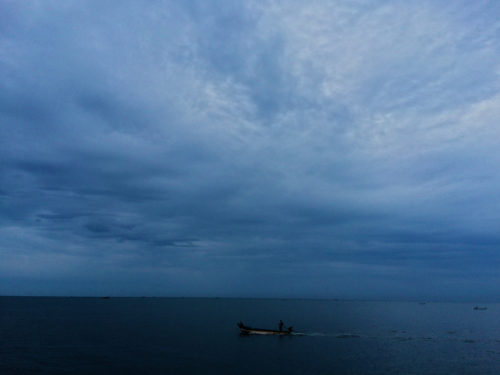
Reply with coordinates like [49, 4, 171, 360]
[1, 0, 499, 300]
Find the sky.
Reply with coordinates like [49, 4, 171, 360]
[1, 0, 499, 300]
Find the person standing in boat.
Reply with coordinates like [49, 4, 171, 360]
[279, 320, 284, 331]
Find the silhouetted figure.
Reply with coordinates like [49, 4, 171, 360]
[288, 326, 293, 333]
[279, 320, 284, 331]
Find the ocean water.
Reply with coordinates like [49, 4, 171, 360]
[0, 297, 499, 374]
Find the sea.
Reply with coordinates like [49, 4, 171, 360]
[0, 297, 499, 374]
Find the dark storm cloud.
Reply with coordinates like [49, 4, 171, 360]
[1, 0, 499, 299]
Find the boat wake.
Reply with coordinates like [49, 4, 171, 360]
[293, 332, 361, 338]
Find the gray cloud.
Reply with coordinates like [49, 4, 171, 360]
[1, 0, 499, 300]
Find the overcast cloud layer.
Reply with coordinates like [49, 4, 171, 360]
[1, 0, 499, 300]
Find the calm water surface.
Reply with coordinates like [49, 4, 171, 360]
[0, 297, 499, 374]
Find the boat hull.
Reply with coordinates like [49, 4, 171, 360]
[237, 323, 292, 335]
[240, 327, 290, 335]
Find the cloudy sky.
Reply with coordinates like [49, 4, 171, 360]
[1, 0, 499, 300]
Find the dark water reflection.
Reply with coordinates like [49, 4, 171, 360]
[0, 297, 498, 374]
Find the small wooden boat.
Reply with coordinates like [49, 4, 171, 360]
[237, 322, 293, 335]
[473, 306, 487, 310]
